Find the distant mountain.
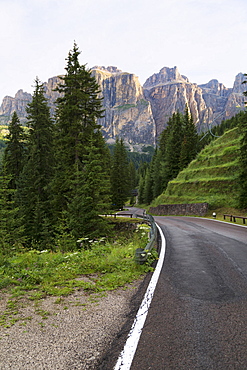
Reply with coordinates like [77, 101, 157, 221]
[143, 67, 246, 136]
[0, 67, 246, 146]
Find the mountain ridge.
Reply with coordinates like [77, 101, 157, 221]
[0, 66, 246, 145]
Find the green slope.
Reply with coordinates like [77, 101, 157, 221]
[151, 127, 241, 209]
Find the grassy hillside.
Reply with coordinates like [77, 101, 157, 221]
[150, 127, 242, 212]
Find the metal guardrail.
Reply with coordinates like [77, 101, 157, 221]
[133, 213, 158, 264]
[223, 214, 247, 224]
[101, 211, 158, 264]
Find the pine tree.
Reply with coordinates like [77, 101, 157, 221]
[162, 112, 184, 188]
[152, 149, 163, 199]
[53, 43, 110, 240]
[0, 174, 25, 253]
[110, 138, 130, 209]
[143, 168, 153, 204]
[2, 111, 26, 190]
[67, 132, 111, 239]
[17, 78, 54, 248]
[128, 160, 137, 205]
[179, 105, 198, 170]
[138, 174, 145, 204]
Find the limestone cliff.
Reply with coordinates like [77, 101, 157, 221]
[0, 67, 246, 145]
[0, 69, 156, 146]
[199, 74, 246, 124]
[143, 67, 210, 135]
[143, 67, 246, 136]
[0, 77, 63, 125]
[91, 67, 156, 146]
[0, 90, 32, 125]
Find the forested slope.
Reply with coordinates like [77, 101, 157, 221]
[150, 127, 241, 209]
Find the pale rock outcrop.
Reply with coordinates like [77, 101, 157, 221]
[0, 67, 246, 145]
[224, 73, 247, 119]
[43, 76, 63, 116]
[0, 78, 63, 125]
[143, 67, 211, 135]
[0, 90, 32, 124]
[92, 67, 156, 145]
[144, 67, 246, 136]
[199, 75, 246, 124]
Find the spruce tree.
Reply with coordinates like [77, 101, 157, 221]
[162, 112, 184, 188]
[53, 43, 110, 240]
[152, 149, 163, 199]
[138, 174, 145, 204]
[0, 112, 26, 253]
[128, 161, 137, 205]
[67, 132, 111, 239]
[143, 168, 153, 204]
[0, 174, 25, 253]
[17, 78, 54, 248]
[110, 138, 130, 209]
[179, 106, 198, 170]
[2, 111, 26, 190]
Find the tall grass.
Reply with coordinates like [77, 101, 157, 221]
[0, 222, 156, 327]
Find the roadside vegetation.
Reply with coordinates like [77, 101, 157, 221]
[1, 42, 247, 330]
[143, 109, 247, 221]
[0, 219, 155, 328]
[148, 126, 247, 220]
[152, 127, 240, 208]
[0, 43, 157, 328]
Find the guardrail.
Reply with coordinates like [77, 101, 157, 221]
[133, 213, 158, 264]
[101, 211, 158, 264]
[102, 213, 134, 218]
[223, 214, 247, 224]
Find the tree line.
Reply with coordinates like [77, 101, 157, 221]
[137, 106, 247, 209]
[138, 107, 199, 204]
[0, 43, 137, 253]
[1, 43, 247, 254]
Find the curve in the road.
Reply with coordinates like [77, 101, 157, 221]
[114, 224, 167, 370]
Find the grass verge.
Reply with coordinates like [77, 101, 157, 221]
[0, 221, 157, 328]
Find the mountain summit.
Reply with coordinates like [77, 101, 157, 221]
[0, 67, 246, 146]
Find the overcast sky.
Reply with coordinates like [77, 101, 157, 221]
[1, 0, 247, 102]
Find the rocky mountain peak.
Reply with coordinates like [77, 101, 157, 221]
[14, 89, 31, 100]
[91, 66, 123, 74]
[199, 79, 230, 97]
[0, 89, 32, 125]
[92, 68, 156, 146]
[143, 66, 189, 89]
[0, 67, 246, 146]
[232, 73, 246, 94]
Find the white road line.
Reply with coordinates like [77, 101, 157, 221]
[114, 224, 166, 370]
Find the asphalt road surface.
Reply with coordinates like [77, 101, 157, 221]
[130, 216, 247, 369]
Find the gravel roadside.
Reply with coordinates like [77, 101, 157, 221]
[0, 278, 144, 370]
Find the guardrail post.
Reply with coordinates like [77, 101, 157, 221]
[135, 213, 158, 264]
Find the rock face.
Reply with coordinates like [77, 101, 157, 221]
[143, 67, 210, 135]
[92, 67, 156, 146]
[0, 67, 246, 145]
[198, 74, 246, 124]
[0, 77, 63, 125]
[0, 90, 32, 125]
[143, 67, 246, 136]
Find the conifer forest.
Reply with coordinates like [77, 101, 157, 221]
[0, 43, 247, 255]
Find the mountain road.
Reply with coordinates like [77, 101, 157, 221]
[129, 215, 247, 369]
